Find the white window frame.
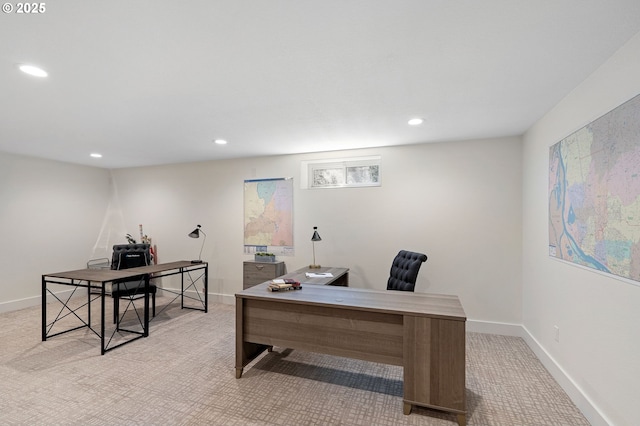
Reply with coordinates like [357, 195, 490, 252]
[300, 155, 381, 189]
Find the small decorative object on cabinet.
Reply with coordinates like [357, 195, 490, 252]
[243, 260, 285, 289]
[254, 252, 276, 262]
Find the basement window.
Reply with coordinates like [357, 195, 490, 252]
[301, 156, 381, 189]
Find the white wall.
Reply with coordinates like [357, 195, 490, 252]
[522, 32, 640, 426]
[0, 152, 110, 312]
[110, 137, 523, 323]
[0, 136, 522, 325]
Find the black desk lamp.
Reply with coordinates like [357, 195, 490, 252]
[310, 226, 322, 269]
[188, 225, 206, 264]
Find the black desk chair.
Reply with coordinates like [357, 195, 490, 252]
[386, 250, 428, 292]
[111, 244, 157, 324]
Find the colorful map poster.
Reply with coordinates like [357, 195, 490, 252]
[549, 94, 640, 284]
[244, 178, 294, 256]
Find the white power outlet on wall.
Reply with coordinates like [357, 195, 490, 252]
[554, 325, 560, 343]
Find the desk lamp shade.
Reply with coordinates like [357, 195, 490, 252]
[310, 226, 322, 269]
[188, 225, 206, 264]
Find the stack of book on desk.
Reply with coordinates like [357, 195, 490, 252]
[267, 278, 301, 292]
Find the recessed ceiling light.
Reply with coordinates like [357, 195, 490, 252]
[214, 139, 228, 145]
[19, 64, 48, 77]
[90, 153, 102, 158]
[408, 118, 424, 126]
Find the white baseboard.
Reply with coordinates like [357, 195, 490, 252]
[0, 294, 40, 313]
[160, 288, 234, 306]
[467, 319, 608, 425]
[520, 326, 610, 426]
[466, 319, 523, 336]
[0, 288, 83, 314]
[467, 319, 609, 426]
[0, 288, 235, 315]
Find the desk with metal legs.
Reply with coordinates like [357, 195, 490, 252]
[42, 261, 208, 355]
[235, 282, 467, 425]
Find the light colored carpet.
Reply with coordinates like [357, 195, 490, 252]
[0, 297, 590, 425]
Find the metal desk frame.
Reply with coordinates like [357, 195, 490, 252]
[42, 261, 208, 355]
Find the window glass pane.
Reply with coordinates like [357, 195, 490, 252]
[346, 165, 379, 184]
[312, 167, 345, 187]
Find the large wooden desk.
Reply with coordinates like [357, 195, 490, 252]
[235, 282, 467, 425]
[42, 261, 208, 354]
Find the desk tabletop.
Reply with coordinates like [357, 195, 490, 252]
[236, 281, 466, 321]
[279, 266, 349, 285]
[43, 261, 207, 283]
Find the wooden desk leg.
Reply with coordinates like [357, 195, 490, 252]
[403, 402, 412, 415]
[235, 368, 243, 379]
[457, 413, 466, 426]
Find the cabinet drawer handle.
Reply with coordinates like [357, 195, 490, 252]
[255, 265, 264, 270]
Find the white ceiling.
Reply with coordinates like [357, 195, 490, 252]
[2, 1, 640, 169]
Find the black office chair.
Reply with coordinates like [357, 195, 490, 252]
[386, 250, 428, 292]
[111, 243, 157, 324]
